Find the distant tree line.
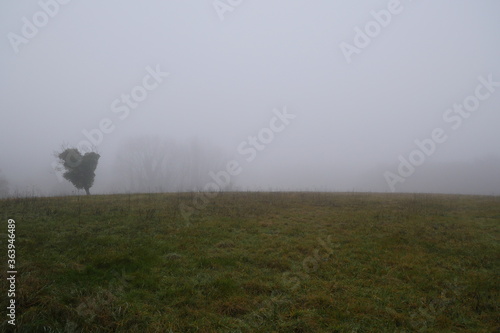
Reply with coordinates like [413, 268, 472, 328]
[112, 136, 231, 193]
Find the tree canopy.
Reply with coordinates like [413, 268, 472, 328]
[58, 148, 100, 195]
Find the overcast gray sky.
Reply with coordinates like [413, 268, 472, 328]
[1, 0, 499, 196]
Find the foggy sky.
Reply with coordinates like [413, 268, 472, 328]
[1, 0, 499, 196]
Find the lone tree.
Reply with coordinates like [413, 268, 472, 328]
[0, 169, 9, 198]
[57, 148, 100, 195]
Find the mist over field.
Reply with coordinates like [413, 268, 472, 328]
[2, 3, 500, 331]
[1, 0, 499, 197]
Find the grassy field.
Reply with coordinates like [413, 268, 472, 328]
[0, 192, 498, 332]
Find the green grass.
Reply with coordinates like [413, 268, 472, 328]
[0, 192, 499, 332]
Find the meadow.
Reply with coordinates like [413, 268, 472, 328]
[0, 192, 498, 332]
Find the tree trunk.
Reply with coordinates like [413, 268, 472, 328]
[84, 187, 90, 196]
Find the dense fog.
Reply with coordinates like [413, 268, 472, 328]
[1, 1, 499, 197]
